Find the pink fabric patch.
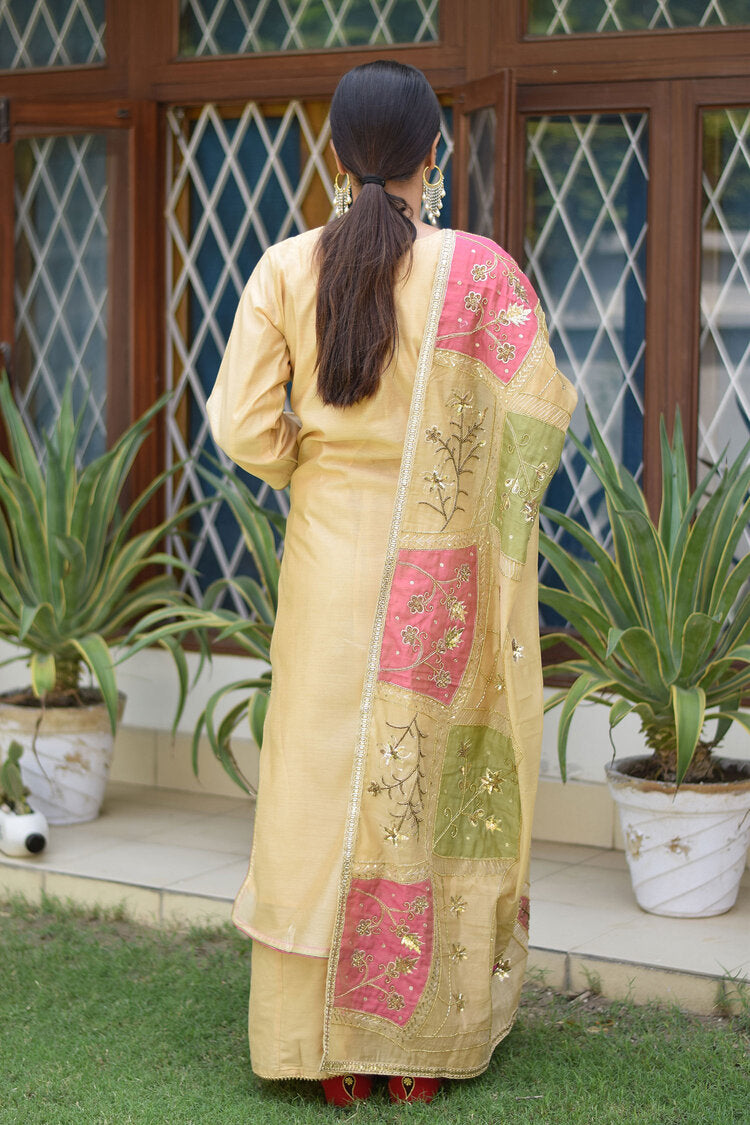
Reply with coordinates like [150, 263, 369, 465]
[436, 232, 539, 384]
[333, 878, 434, 1025]
[378, 545, 478, 705]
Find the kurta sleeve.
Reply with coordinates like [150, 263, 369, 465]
[206, 248, 301, 490]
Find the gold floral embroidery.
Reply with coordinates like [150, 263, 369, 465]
[492, 412, 566, 567]
[433, 726, 521, 861]
[450, 943, 468, 963]
[453, 992, 466, 1011]
[381, 561, 473, 690]
[437, 244, 535, 363]
[434, 735, 515, 847]
[504, 264, 528, 302]
[492, 957, 511, 979]
[369, 716, 427, 842]
[337, 889, 428, 1013]
[449, 895, 468, 915]
[420, 390, 486, 531]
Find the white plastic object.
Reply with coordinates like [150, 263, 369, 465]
[0, 804, 49, 856]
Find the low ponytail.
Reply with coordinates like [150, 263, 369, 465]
[315, 61, 441, 408]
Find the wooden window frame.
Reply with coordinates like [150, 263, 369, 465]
[0, 0, 747, 652]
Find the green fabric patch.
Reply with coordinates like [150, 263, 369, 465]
[492, 411, 565, 564]
[433, 725, 520, 860]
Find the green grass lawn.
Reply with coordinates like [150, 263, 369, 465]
[1, 894, 748, 1125]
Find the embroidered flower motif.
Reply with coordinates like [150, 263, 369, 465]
[407, 593, 428, 613]
[383, 825, 409, 846]
[445, 595, 466, 622]
[485, 815, 501, 833]
[456, 739, 471, 759]
[409, 896, 429, 915]
[400, 625, 420, 648]
[448, 389, 474, 413]
[356, 917, 378, 936]
[455, 563, 472, 586]
[492, 957, 511, 979]
[450, 943, 468, 963]
[512, 638, 524, 662]
[505, 266, 528, 301]
[367, 781, 381, 796]
[463, 291, 482, 315]
[449, 895, 468, 915]
[424, 467, 448, 494]
[521, 500, 537, 523]
[535, 461, 550, 480]
[351, 949, 368, 969]
[471, 262, 488, 281]
[386, 991, 406, 1011]
[453, 992, 466, 1011]
[431, 668, 451, 689]
[497, 341, 516, 363]
[425, 425, 441, 442]
[386, 955, 418, 979]
[468, 807, 485, 827]
[396, 927, 422, 954]
[497, 302, 531, 327]
[497, 493, 510, 513]
[480, 769, 504, 794]
[444, 625, 464, 650]
[380, 742, 401, 764]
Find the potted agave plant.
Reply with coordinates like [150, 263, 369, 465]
[540, 406, 750, 918]
[0, 370, 209, 825]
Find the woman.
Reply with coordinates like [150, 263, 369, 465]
[206, 59, 577, 1105]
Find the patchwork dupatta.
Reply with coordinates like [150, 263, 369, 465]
[321, 230, 577, 1078]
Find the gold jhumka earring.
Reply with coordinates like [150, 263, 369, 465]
[333, 171, 352, 216]
[422, 164, 445, 225]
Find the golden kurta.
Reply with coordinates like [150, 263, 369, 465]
[207, 227, 577, 1080]
[207, 227, 446, 956]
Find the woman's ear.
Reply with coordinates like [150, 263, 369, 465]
[330, 140, 346, 176]
[430, 131, 440, 167]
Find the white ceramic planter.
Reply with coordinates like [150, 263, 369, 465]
[606, 755, 750, 918]
[0, 691, 126, 826]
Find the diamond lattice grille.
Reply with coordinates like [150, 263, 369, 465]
[524, 114, 648, 611]
[165, 100, 453, 608]
[467, 107, 495, 239]
[699, 108, 750, 554]
[14, 134, 108, 464]
[0, 0, 105, 69]
[179, 0, 439, 55]
[528, 0, 746, 34]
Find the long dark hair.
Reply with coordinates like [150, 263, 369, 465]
[315, 60, 441, 407]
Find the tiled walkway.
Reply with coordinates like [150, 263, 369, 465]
[1, 781, 748, 1015]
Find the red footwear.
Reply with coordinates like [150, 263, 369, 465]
[320, 1074, 373, 1106]
[388, 1076, 443, 1103]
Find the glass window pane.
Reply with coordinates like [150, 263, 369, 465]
[468, 107, 495, 239]
[165, 99, 453, 606]
[699, 108, 750, 549]
[0, 0, 105, 70]
[13, 132, 125, 464]
[178, 0, 439, 56]
[528, 0, 749, 35]
[523, 114, 649, 619]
